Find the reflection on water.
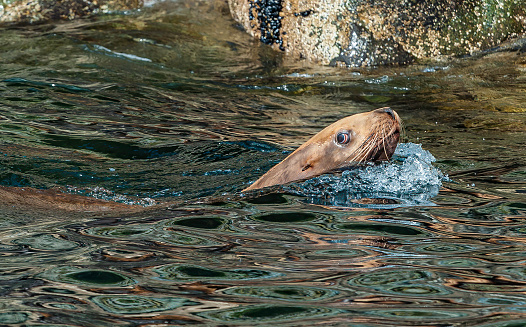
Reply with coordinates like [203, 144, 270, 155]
[0, 0, 525, 325]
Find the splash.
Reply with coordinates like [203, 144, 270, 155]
[286, 143, 448, 208]
[66, 186, 157, 207]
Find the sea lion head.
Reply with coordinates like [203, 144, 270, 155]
[243, 107, 401, 191]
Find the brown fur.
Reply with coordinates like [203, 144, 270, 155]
[243, 107, 401, 191]
[0, 186, 143, 214]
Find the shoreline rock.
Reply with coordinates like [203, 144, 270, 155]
[228, 0, 526, 66]
[0, 0, 143, 24]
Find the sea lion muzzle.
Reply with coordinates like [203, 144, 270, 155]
[243, 107, 402, 191]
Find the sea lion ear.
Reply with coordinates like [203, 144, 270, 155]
[335, 130, 351, 145]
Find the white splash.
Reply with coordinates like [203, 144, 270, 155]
[286, 143, 448, 208]
[90, 45, 152, 62]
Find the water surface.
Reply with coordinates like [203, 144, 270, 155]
[0, 1, 525, 325]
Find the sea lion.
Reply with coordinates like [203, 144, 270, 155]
[0, 108, 399, 213]
[242, 107, 401, 191]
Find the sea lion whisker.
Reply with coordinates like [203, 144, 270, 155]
[350, 136, 375, 163]
[345, 134, 374, 163]
[381, 128, 390, 161]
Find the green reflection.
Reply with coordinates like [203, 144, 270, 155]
[92, 295, 194, 314]
[437, 258, 481, 267]
[177, 266, 227, 278]
[0, 312, 28, 324]
[365, 309, 467, 319]
[198, 305, 340, 322]
[42, 287, 76, 294]
[87, 224, 218, 246]
[49, 303, 77, 310]
[254, 212, 318, 223]
[67, 271, 126, 284]
[413, 243, 474, 253]
[478, 320, 526, 327]
[155, 264, 282, 280]
[309, 249, 369, 258]
[386, 284, 449, 296]
[224, 285, 339, 301]
[87, 226, 150, 237]
[172, 217, 225, 229]
[336, 223, 425, 236]
[12, 234, 79, 251]
[39, 267, 135, 286]
[350, 270, 429, 287]
[246, 193, 288, 204]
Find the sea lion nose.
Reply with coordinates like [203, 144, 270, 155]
[378, 107, 396, 119]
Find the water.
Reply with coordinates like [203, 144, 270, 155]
[0, 1, 525, 325]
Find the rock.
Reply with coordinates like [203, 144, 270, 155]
[228, 0, 526, 66]
[0, 0, 143, 24]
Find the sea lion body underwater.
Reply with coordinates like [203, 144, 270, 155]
[243, 107, 401, 191]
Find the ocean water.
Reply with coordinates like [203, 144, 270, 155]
[0, 1, 525, 325]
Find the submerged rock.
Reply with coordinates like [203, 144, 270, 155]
[228, 0, 526, 66]
[0, 0, 143, 24]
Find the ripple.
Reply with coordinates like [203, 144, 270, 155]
[91, 295, 195, 314]
[48, 303, 77, 310]
[349, 269, 430, 287]
[499, 266, 526, 282]
[223, 286, 339, 301]
[12, 234, 80, 251]
[2, 78, 91, 93]
[434, 258, 484, 268]
[384, 284, 451, 296]
[0, 312, 28, 324]
[335, 223, 427, 236]
[156, 230, 220, 246]
[478, 296, 526, 306]
[86, 225, 152, 237]
[363, 308, 468, 319]
[245, 193, 289, 204]
[253, 212, 321, 223]
[42, 287, 76, 294]
[39, 266, 136, 286]
[197, 305, 340, 322]
[408, 242, 478, 254]
[170, 217, 226, 229]
[477, 321, 526, 327]
[306, 248, 370, 260]
[155, 265, 282, 281]
[86, 224, 219, 246]
[41, 134, 181, 159]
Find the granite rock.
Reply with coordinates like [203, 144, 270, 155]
[228, 0, 526, 66]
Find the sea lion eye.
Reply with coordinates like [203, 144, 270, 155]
[336, 131, 351, 145]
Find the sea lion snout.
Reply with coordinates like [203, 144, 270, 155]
[243, 108, 402, 191]
[377, 107, 397, 119]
